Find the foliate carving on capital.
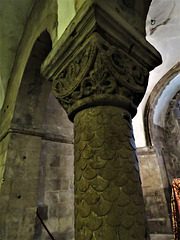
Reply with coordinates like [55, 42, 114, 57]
[53, 34, 148, 115]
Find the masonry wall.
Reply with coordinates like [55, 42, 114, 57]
[137, 147, 172, 234]
[0, 95, 74, 240]
[0, 132, 42, 239]
[0, 26, 74, 239]
[34, 93, 74, 240]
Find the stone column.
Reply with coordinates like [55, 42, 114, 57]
[41, 1, 161, 239]
[74, 105, 147, 239]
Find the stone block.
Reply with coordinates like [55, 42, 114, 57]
[23, 192, 38, 208]
[60, 155, 74, 168]
[44, 217, 59, 233]
[45, 167, 61, 179]
[0, 194, 9, 212]
[25, 166, 39, 178]
[18, 224, 35, 239]
[49, 204, 61, 218]
[7, 194, 25, 209]
[150, 234, 173, 240]
[45, 191, 59, 203]
[60, 178, 70, 190]
[59, 216, 73, 232]
[59, 168, 71, 179]
[51, 229, 74, 240]
[46, 154, 60, 167]
[148, 218, 171, 234]
[4, 164, 25, 179]
[8, 191, 38, 209]
[0, 216, 6, 237]
[23, 207, 37, 225]
[0, 177, 12, 195]
[49, 201, 74, 219]
[58, 202, 74, 218]
[9, 133, 41, 151]
[42, 141, 73, 157]
[6, 218, 19, 238]
[11, 178, 38, 193]
[43, 92, 73, 139]
[59, 191, 74, 203]
[46, 179, 61, 191]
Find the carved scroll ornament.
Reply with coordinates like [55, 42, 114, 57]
[53, 34, 148, 120]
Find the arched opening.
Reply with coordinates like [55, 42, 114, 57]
[144, 63, 180, 185]
[11, 30, 74, 240]
[143, 63, 180, 232]
[144, 63, 180, 148]
[12, 31, 52, 131]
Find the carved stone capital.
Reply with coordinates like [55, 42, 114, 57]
[52, 33, 148, 120]
[41, 0, 161, 121]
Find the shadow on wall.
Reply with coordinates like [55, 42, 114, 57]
[11, 30, 74, 239]
[9, 30, 75, 239]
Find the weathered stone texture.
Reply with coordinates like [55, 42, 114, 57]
[138, 147, 172, 234]
[74, 106, 148, 239]
[0, 98, 74, 240]
[43, 92, 74, 142]
[0, 0, 57, 140]
[0, 134, 10, 192]
[33, 93, 74, 240]
[34, 139, 74, 240]
[164, 91, 180, 182]
[150, 234, 173, 240]
[0, 25, 74, 240]
[0, 133, 42, 240]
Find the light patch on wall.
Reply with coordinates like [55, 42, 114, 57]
[0, 76, 5, 109]
[0, 0, 35, 110]
[75, 0, 86, 11]
[57, 0, 76, 38]
[153, 74, 180, 127]
[146, 0, 175, 36]
[133, 0, 180, 148]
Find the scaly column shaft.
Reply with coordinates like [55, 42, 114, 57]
[74, 106, 149, 240]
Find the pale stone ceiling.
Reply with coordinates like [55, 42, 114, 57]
[133, 0, 180, 147]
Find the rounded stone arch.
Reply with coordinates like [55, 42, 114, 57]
[144, 62, 180, 149]
[143, 62, 180, 208]
[2, 27, 74, 240]
[143, 63, 180, 149]
[10, 28, 74, 239]
[0, 0, 58, 139]
[0, 0, 75, 238]
[2, 30, 53, 240]
[6, 2, 75, 235]
[11, 30, 53, 130]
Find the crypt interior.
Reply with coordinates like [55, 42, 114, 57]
[0, 0, 179, 240]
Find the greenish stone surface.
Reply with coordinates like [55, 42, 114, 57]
[74, 106, 149, 239]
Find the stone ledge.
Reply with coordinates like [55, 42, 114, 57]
[150, 234, 173, 240]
